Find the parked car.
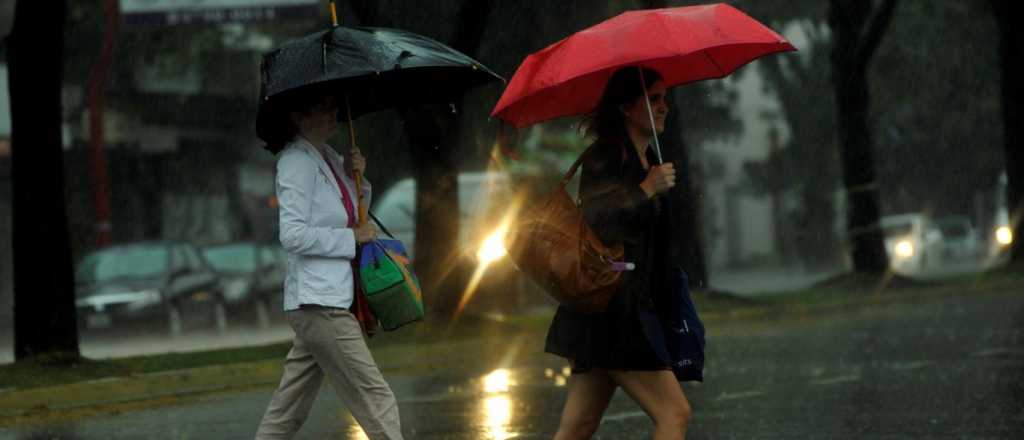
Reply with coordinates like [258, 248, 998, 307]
[202, 241, 286, 328]
[75, 241, 227, 335]
[880, 214, 943, 274]
[933, 216, 981, 260]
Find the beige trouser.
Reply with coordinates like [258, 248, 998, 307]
[255, 306, 402, 440]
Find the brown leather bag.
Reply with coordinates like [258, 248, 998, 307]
[507, 148, 625, 314]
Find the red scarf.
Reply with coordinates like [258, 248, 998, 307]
[320, 150, 377, 336]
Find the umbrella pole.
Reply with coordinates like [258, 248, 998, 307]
[345, 94, 368, 226]
[637, 66, 663, 164]
[329, 0, 339, 27]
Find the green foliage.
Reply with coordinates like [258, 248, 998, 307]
[0, 342, 291, 390]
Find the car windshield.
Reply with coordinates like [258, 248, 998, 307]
[937, 221, 969, 238]
[76, 245, 168, 284]
[883, 224, 913, 237]
[203, 244, 257, 273]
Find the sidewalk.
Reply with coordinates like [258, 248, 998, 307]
[2, 268, 1022, 428]
[0, 325, 294, 365]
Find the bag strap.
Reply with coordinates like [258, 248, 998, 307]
[368, 210, 396, 239]
[559, 144, 595, 188]
[559, 141, 629, 188]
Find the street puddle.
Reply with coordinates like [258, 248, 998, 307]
[810, 374, 861, 386]
[713, 389, 766, 401]
[478, 368, 520, 439]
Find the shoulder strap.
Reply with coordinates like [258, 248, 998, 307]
[367, 210, 395, 239]
[559, 150, 589, 188]
[559, 140, 629, 188]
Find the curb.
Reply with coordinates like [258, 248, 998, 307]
[0, 359, 283, 425]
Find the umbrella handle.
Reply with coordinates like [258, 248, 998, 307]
[329, 0, 339, 27]
[345, 93, 368, 226]
[354, 170, 367, 226]
[637, 66, 664, 165]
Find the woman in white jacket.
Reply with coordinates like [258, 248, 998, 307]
[255, 93, 402, 440]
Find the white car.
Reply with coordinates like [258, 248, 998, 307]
[880, 214, 943, 274]
[933, 216, 981, 260]
[370, 171, 532, 312]
[371, 171, 516, 262]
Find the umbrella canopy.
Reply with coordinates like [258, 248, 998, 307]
[256, 25, 502, 145]
[491, 3, 795, 128]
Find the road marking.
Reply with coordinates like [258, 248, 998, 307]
[714, 390, 766, 401]
[810, 374, 861, 386]
[970, 347, 1021, 358]
[888, 361, 931, 371]
[602, 410, 647, 422]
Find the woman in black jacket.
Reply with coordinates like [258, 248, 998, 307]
[546, 67, 699, 440]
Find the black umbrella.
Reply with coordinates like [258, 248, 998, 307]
[255, 19, 502, 225]
[255, 25, 502, 148]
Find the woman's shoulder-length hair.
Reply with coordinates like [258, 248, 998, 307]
[579, 67, 663, 142]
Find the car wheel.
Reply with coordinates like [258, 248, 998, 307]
[167, 301, 184, 337]
[212, 296, 228, 334]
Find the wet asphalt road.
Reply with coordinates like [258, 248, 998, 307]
[2, 289, 1023, 439]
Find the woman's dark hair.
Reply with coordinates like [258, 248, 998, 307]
[580, 67, 663, 140]
[260, 89, 335, 155]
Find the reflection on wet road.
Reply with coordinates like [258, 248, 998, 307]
[2, 289, 1023, 439]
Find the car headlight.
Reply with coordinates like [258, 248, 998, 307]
[894, 240, 915, 258]
[476, 228, 508, 265]
[996, 226, 1013, 246]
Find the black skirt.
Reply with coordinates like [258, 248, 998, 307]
[544, 252, 674, 374]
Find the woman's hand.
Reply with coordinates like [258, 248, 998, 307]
[345, 148, 367, 178]
[354, 223, 378, 243]
[640, 162, 676, 197]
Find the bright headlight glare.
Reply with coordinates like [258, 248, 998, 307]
[894, 240, 915, 258]
[996, 226, 1013, 245]
[477, 228, 508, 264]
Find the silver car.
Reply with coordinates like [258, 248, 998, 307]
[75, 241, 227, 335]
[202, 242, 286, 329]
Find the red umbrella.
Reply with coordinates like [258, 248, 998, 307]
[491, 3, 796, 132]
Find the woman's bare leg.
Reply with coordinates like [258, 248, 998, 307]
[609, 370, 691, 440]
[553, 368, 617, 440]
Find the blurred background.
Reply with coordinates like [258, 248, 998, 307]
[0, 0, 1018, 360]
[2, 1, 1024, 438]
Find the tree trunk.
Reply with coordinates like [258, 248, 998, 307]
[829, 0, 897, 273]
[349, 0, 495, 318]
[405, 110, 464, 316]
[8, 0, 81, 363]
[992, 0, 1024, 263]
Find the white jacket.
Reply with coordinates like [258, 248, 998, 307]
[276, 137, 371, 311]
